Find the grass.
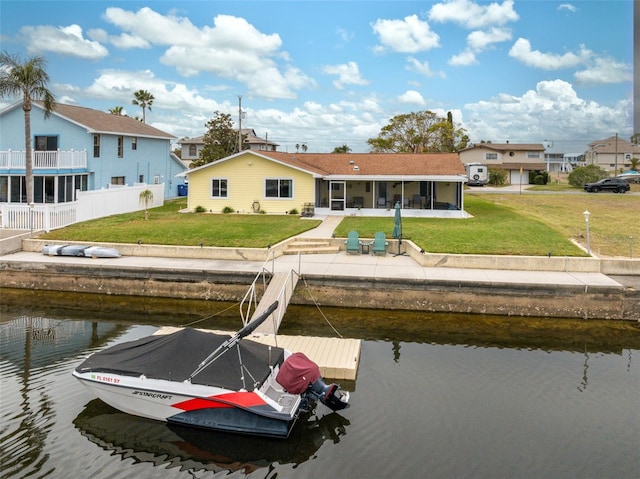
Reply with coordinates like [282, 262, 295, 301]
[38, 192, 640, 257]
[39, 199, 322, 248]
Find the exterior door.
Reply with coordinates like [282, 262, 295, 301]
[329, 181, 345, 210]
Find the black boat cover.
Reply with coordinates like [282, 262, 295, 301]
[76, 328, 285, 391]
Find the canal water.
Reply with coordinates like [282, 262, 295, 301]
[1, 290, 639, 479]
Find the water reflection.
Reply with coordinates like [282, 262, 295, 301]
[73, 399, 349, 475]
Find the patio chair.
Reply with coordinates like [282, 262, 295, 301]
[372, 231, 388, 256]
[345, 230, 361, 254]
[353, 196, 364, 208]
[412, 194, 422, 208]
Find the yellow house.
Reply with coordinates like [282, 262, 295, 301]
[180, 150, 470, 218]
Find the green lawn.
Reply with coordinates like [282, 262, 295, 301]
[336, 196, 584, 256]
[38, 193, 640, 257]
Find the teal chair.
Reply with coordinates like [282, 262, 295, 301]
[345, 230, 361, 254]
[372, 232, 388, 255]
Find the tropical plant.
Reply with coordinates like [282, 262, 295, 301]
[109, 106, 124, 115]
[332, 144, 352, 153]
[132, 89, 154, 123]
[0, 51, 56, 205]
[630, 157, 639, 171]
[191, 111, 244, 167]
[488, 168, 508, 186]
[567, 164, 609, 187]
[138, 189, 154, 220]
[367, 110, 468, 153]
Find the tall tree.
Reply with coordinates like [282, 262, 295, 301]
[367, 110, 468, 153]
[0, 51, 56, 205]
[191, 111, 245, 168]
[132, 89, 154, 123]
[109, 106, 124, 115]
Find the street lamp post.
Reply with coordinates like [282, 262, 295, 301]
[583, 210, 591, 255]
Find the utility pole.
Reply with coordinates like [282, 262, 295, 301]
[615, 132, 618, 175]
[237, 95, 242, 153]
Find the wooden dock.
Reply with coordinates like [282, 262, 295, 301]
[154, 326, 360, 381]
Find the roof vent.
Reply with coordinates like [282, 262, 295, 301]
[349, 160, 355, 164]
[353, 165, 359, 171]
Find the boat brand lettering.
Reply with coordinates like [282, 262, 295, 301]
[132, 390, 172, 400]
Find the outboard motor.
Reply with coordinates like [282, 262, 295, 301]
[276, 352, 350, 411]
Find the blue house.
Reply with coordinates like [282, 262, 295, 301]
[0, 101, 186, 203]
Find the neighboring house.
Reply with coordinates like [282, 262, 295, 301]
[585, 136, 640, 173]
[179, 150, 469, 218]
[0, 101, 186, 203]
[179, 129, 279, 167]
[459, 143, 546, 184]
[544, 152, 584, 173]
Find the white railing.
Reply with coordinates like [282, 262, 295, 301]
[0, 150, 87, 169]
[0, 183, 164, 231]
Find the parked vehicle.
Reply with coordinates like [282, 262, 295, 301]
[583, 178, 630, 193]
[464, 162, 489, 186]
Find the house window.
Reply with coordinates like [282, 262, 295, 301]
[117, 136, 124, 158]
[485, 153, 497, 160]
[132, 137, 137, 150]
[34, 135, 58, 151]
[93, 134, 100, 158]
[111, 176, 125, 185]
[189, 144, 197, 156]
[211, 178, 228, 198]
[265, 178, 293, 198]
[154, 176, 160, 184]
[139, 175, 144, 183]
[527, 152, 540, 159]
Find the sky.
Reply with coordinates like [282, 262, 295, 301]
[0, 0, 634, 154]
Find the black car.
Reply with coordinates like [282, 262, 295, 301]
[583, 177, 630, 193]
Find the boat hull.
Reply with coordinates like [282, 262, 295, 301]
[73, 370, 300, 438]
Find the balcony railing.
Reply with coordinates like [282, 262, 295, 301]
[0, 149, 87, 170]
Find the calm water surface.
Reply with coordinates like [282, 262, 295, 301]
[1, 292, 639, 479]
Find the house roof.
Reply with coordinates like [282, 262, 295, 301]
[179, 129, 279, 147]
[588, 136, 640, 154]
[29, 101, 175, 139]
[183, 150, 465, 179]
[462, 143, 545, 152]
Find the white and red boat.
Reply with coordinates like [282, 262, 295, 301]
[73, 302, 349, 438]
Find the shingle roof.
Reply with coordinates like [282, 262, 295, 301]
[589, 136, 640, 154]
[34, 101, 175, 139]
[258, 151, 465, 177]
[462, 143, 545, 152]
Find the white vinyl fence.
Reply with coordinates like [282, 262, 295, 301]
[1, 183, 164, 231]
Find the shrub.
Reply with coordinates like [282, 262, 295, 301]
[289, 208, 299, 215]
[488, 168, 508, 185]
[529, 170, 549, 185]
[222, 206, 234, 214]
[194, 205, 206, 213]
[568, 164, 609, 187]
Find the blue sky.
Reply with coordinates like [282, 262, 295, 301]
[0, 0, 634, 154]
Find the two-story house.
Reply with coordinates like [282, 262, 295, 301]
[459, 142, 546, 184]
[0, 101, 187, 204]
[179, 129, 279, 168]
[585, 136, 640, 173]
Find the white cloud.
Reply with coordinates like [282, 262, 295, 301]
[574, 56, 632, 85]
[371, 15, 440, 53]
[429, 0, 519, 29]
[508, 38, 590, 70]
[406, 57, 446, 78]
[449, 50, 477, 66]
[558, 4, 578, 13]
[463, 79, 628, 146]
[322, 62, 369, 89]
[467, 27, 512, 50]
[103, 8, 313, 100]
[21, 24, 109, 59]
[398, 90, 426, 105]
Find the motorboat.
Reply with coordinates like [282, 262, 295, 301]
[42, 244, 121, 258]
[73, 301, 350, 438]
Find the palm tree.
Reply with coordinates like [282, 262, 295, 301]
[109, 106, 124, 115]
[139, 189, 154, 220]
[0, 51, 56, 205]
[132, 90, 154, 123]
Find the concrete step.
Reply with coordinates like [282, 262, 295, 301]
[283, 240, 339, 255]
